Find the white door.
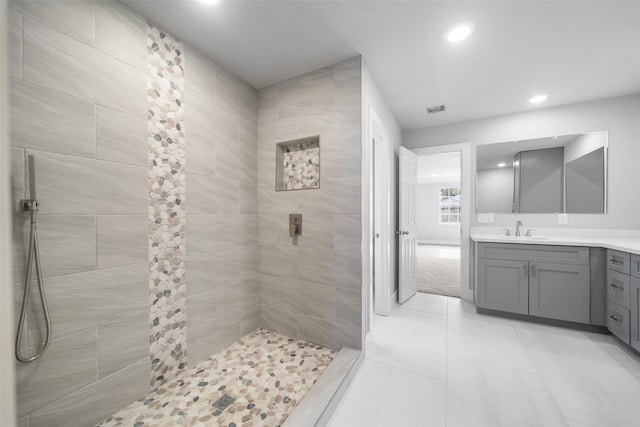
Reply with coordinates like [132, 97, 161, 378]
[398, 146, 417, 303]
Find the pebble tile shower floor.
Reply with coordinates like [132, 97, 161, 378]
[98, 329, 336, 427]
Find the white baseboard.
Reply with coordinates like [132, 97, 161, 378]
[417, 240, 460, 246]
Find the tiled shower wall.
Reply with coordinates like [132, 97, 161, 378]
[257, 57, 363, 350]
[9, 1, 257, 426]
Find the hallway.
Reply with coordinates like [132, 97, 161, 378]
[328, 293, 640, 427]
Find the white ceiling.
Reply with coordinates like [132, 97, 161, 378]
[417, 152, 461, 184]
[123, 0, 640, 130]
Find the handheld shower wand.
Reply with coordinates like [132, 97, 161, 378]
[15, 155, 52, 363]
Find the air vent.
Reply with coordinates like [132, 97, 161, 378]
[426, 105, 446, 114]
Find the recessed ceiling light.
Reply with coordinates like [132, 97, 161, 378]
[497, 162, 506, 168]
[529, 94, 549, 104]
[445, 22, 475, 43]
[432, 174, 438, 177]
[200, 0, 220, 4]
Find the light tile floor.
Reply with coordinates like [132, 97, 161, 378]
[328, 293, 640, 427]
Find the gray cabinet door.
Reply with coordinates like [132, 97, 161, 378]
[477, 259, 528, 315]
[631, 277, 640, 352]
[529, 262, 590, 324]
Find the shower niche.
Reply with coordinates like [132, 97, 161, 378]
[275, 135, 320, 191]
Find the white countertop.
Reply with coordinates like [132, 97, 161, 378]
[470, 227, 640, 256]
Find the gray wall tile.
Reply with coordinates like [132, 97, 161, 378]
[259, 305, 298, 338]
[185, 214, 217, 255]
[96, 106, 147, 166]
[29, 151, 146, 215]
[241, 317, 260, 335]
[185, 133, 216, 176]
[23, 17, 147, 118]
[186, 288, 217, 338]
[27, 263, 148, 341]
[11, 80, 96, 158]
[257, 58, 362, 349]
[9, 0, 95, 46]
[297, 177, 360, 215]
[258, 184, 298, 214]
[11, 147, 25, 209]
[217, 279, 258, 324]
[217, 214, 258, 250]
[186, 174, 239, 215]
[9, 9, 22, 79]
[216, 140, 255, 183]
[212, 99, 240, 145]
[297, 315, 341, 350]
[17, 416, 29, 427]
[239, 180, 258, 214]
[16, 328, 98, 417]
[29, 358, 149, 427]
[187, 317, 242, 367]
[97, 312, 148, 378]
[183, 45, 215, 97]
[298, 249, 361, 289]
[16, 215, 97, 279]
[259, 274, 279, 307]
[334, 215, 361, 252]
[279, 279, 337, 321]
[95, 1, 147, 71]
[259, 245, 298, 279]
[97, 215, 147, 269]
[184, 88, 215, 137]
[187, 252, 239, 295]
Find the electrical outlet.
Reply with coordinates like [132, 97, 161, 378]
[478, 213, 494, 224]
[558, 213, 568, 225]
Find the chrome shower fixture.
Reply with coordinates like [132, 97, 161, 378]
[15, 155, 52, 363]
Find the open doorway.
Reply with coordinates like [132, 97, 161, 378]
[415, 152, 461, 298]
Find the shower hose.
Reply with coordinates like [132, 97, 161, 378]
[15, 199, 52, 363]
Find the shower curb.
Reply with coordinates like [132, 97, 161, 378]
[285, 346, 363, 426]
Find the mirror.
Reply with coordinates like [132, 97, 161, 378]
[476, 131, 607, 214]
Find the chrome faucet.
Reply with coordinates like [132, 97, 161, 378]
[515, 220, 523, 237]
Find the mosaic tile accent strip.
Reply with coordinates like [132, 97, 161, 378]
[98, 329, 336, 427]
[282, 140, 320, 190]
[147, 23, 187, 388]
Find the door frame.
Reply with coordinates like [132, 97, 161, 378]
[370, 108, 392, 317]
[412, 143, 473, 301]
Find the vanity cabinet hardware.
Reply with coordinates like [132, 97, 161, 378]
[607, 300, 630, 344]
[608, 250, 630, 275]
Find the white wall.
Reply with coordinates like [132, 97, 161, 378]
[362, 60, 402, 313]
[1, 2, 17, 425]
[416, 181, 460, 244]
[403, 94, 640, 230]
[477, 168, 513, 213]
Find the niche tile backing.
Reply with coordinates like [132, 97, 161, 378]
[276, 135, 320, 191]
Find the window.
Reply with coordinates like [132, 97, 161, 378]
[440, 187, 461, 224]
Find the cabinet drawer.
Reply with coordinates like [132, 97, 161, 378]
[607, 249, 630, 275]
[631, 254, 640, 279]
[607, 300, 630, 345]
[478, 243, 589, 265]
[607, 270, 630, 309]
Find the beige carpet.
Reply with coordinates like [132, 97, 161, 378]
[416, 244, 461, 298]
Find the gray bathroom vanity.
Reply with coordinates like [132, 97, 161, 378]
[472, 232, 640, 353]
